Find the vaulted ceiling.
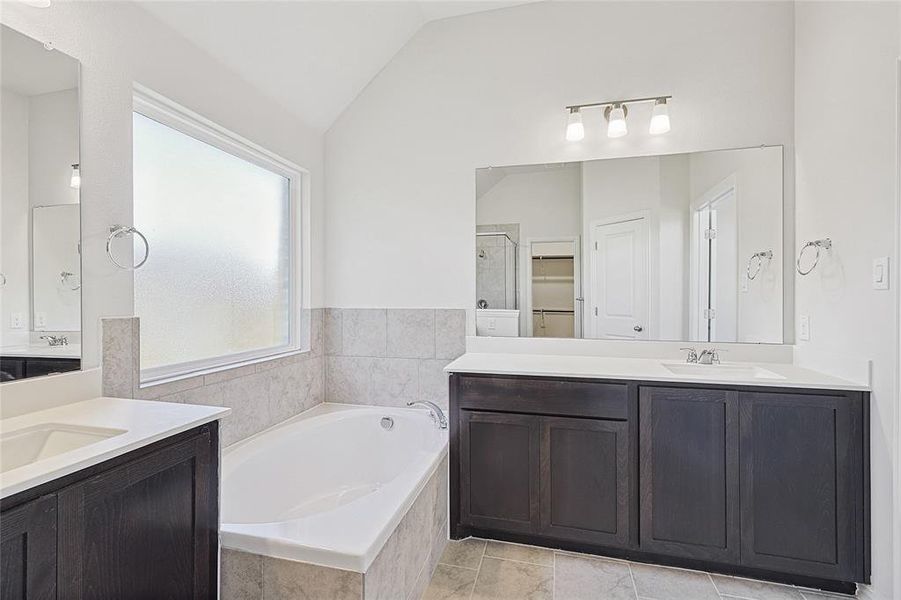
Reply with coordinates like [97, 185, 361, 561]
[138, 1, 534, 132]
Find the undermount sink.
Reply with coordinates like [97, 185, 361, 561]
[662, 362, 786, 380]
[0, 423, 126, 473]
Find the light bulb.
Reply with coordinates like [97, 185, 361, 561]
[70, 164, 81, 189]
[606, 104, 627, 138]
[649, 98, 671, 135]
[565, 108, 585, 142]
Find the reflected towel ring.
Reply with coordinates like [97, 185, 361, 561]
[796, 238, 832, 276]
[60, 271, 81, 291]
[746, 250, 773, 281]
[106, 225, 150, 270]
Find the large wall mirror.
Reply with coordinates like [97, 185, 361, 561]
[475, 146, 786, 344]
[1, 25, 81, 381]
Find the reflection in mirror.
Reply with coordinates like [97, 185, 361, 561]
[475, 146, 784, 344]
[1, 25, 81, 381]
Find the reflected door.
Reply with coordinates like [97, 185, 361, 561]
[590, 216, 649, 339]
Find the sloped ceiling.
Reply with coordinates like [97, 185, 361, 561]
[138, 1, 535, 132]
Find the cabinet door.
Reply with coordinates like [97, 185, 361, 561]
[539, 417, 629, 547]
[460, 410, 540, 534]
[0, 495, 57, 600]
[739, 392, 862, 581]
[57, 427, 216, 600]
[639, 387, 740, 563]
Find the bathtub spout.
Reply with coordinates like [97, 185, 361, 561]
[406, 401, 448, 430]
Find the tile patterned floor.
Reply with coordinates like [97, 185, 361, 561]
[421, 538, 855, 600]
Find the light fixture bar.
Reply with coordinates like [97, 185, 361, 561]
[565, 95, 672, 112]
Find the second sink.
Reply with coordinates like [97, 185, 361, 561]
[1, 423, 126, 473]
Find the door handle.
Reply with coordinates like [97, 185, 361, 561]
[633, 325, 643, 332]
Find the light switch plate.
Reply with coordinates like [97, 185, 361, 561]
[799, 314, 810, 341]
[872, 256, 889, 290]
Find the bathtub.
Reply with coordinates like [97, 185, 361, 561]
[220, 403, 448, 574]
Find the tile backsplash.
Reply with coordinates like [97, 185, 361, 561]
[100, 307, 464, 446]
[324, 309, 465, 410]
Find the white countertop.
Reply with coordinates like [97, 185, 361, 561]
[445, 352, 869, 392]
[0, 397, 229, 499]
[1, 344, 81, 359]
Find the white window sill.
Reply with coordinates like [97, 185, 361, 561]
[138, 348, 312, 390]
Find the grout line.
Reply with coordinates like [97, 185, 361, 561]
[481, 554, 555, 569]
[437, 561, 479, 571]
[627, 562, 641, 600]
[468, 541, 487, 600]
[552, 547, 556, 599]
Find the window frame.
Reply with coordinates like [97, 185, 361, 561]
[133, 85, 310, 385]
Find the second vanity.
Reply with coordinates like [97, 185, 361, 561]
[446, 351, 870, 595]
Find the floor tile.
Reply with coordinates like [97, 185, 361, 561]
[630, 562, 719, 600]
[554, 553, 636, 600]
[471, 557, 553, 600]
[439, 538, 486, 569]
[712, 574, 805, 600]
[421, 564, 478, 600]
[484, 540, 554, 566]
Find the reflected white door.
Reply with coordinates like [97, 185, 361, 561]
[590, 216, 649, 339]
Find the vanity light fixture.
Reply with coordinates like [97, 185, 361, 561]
[648, 98, 671, 135]
[565, 107, 585, 142]
[564, 95, 672, 141]
[70, 164, 81, 189]
[605, 104, 628, 138]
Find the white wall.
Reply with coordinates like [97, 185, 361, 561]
[794, 3, 900, 599]
[1, 89, 30, 346]
[325, 1, 795, 332]
[1, 2, 325, 367]
[28, 89, 78, 208]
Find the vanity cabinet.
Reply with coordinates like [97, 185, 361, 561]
[0, 423, 218, 600]
[450, 373, 870, 594]
[453, 374, 634, 549]
[1, 495, 57, 600]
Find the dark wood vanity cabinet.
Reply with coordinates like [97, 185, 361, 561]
[639, 387, 740, 563]
[450, 373, 870, 593]
[0, 423, 219, 600]
[1, 495, 58, 600]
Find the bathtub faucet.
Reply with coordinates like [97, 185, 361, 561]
[406, 401, 448, 430]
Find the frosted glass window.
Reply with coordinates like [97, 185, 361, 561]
[133, 111, 296, 380]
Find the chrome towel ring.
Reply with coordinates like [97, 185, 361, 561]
[797, 238, 832, 276]
[106, 225, 150, 270]
[746, 250, 773, 281]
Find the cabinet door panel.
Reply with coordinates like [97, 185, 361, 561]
[740, 392, 861, 581]
[639, 387, 739, 563]
[0, 495, 57, 600]
[539, 417, 629, 547]
[57, 428, 215, 600]
[460, 410, 539, 534]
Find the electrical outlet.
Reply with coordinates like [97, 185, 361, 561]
[35, 312, 47, 329]
[741, 279, 750, 293]
[10, 313, 24, 329]
[799, 314, 810, 341]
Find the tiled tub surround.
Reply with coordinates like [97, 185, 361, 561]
[325, 308, 466, 410]
[101, 310, 325, 447]
[221, 405, 448, 600]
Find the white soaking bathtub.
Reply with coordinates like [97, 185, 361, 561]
[220, 403, 448, 573]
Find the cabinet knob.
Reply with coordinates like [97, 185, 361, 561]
[634, 325, 643, 332]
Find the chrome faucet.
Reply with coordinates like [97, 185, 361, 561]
[680, 347, 699, 363]
[407, 400, 448, 430]
[40, 335, 69, 347]
[697, 348, 721, 365]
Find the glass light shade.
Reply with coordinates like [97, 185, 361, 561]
[606, 106, 627, 138]
[69, 164, 81, 189]
[565, 109, 585, 142]
[649, 100, 671, 135]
